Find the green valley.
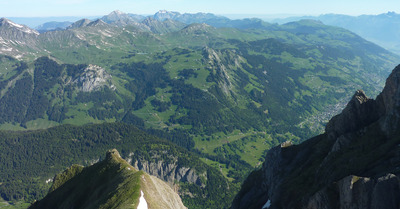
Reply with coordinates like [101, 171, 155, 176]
[0, 11, 399, 208]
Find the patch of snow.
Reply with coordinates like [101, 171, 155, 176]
[137, 190, 148, 209]
[76, 34, 85, 40]
[262, 199, 271, 209]
[32, 30, 40, 35]
[7, 20, 23, 28]
[1, 47, 13, 52]
[22, 28, 39, 35]
[100, 30, 113, 37]
[7, 20, 39, 35]
[111, 10, 124, 15]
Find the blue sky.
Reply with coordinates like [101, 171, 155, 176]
[1, 0, 399, 17]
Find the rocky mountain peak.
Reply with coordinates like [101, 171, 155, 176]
[105, 148, 121, 162]
[325, 64, 400, 138]
[102, 10, 134, 24]
[154, 10, 181, 21]
[0, 18, 39, 35]
[67, 18, 92, 29]
[353, 89, 369, 103]
[0, 18, 9, 25]
[110, 10, 125, 16]
[157, 10, 169, 14]
[325, 89, 380, 138]
[0, 17, 40, 57]
[180, 23, 214, 34]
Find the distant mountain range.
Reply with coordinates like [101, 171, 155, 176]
[273, 12, 400, 55]
[34, 10, 275, 33]
[28, 10, 400, 55]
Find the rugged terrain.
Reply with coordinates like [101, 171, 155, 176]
[232, 64, 400, 209]
[1, 10, 400, 208]
[0, 12, 397, 169]
[29, 149, 187, 209]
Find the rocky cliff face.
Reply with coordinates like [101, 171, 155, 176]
[0, 18, 40, 58]
[325, 90, 381, 139]
[232, 65, 400, 209]
[73, 64, 114, 92]
[127, 150, 207, 193]
[307, 174, 400, 209]
[133, 159, 205, 188]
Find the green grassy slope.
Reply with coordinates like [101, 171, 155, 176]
[29, 150, 142, 209]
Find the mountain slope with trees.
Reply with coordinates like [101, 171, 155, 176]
[0, 123, 233, 209]
[0, 11, 399, 208]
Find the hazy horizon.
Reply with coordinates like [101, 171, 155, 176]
[4, 9, 399, 28]
[1, 0, 399, 17]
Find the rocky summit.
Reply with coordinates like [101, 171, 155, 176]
[232, 65, 400, 209]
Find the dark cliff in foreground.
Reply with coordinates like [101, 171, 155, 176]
[232, 64, 400, 209]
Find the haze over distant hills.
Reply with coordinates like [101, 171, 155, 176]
[273, 12, 400, 55]
[18, 10, 400, 56]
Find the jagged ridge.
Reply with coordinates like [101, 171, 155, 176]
[232, 64, 400, 209]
